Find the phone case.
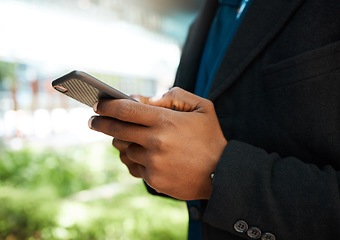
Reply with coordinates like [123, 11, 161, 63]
[52, 70, 134, 107]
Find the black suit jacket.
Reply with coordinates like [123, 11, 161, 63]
[173, 0, 340, 239]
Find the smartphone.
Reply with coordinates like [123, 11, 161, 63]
[52, 70, 135, 107]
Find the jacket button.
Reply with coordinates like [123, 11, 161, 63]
[247, 227, 262, 239]
[234, 220, 249, 233]
[261, 232, 276, 240]
[189, 206, 201, 221]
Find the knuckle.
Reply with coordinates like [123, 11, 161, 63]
[121, 162, 140, 178]
[146, 174, 166, 195]
[170, 86, 181, 93]
[204, 99, 215, 110]
[125, 143, 139, 160]
[108, 122, 122, 135]
[145, 174, 159, 190]
[146, 153, 159, 170]
[119, 153, 130, 165]
[116, 101, 135, 119]
[128, 165, 141, 178]
[113, 138, 129, 151]
[148, 135, 167, 151]
[129, 171, 139, 178]
[162, 91, 172, 100]
[143, 152, 161, 175]
[164, 87, 180, 98]
[204, 98, 213, 106]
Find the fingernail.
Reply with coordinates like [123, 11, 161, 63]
[93, 102, 98, 112]
[88, 116, 95, 129]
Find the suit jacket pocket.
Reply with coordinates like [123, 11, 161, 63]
[262, 40, 340, 91]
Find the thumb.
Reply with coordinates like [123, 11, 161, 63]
[130, 95, 151, 104]
[149, 87, 208, 112]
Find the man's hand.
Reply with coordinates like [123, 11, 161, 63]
[88, 87, 227, 200]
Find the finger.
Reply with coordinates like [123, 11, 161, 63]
[124, 145, 155, 190]
[119, 152, 143, 178]
[93, 99, 170, 127]
[129, 163, 144, 178]
[112, 138, 131, 152]
[149, 87, 209, 112]
[137, 164, 147, 181]
[89, 116, 148, 145]
[126, 143, 148, 166]
[130, 95, 151, 104]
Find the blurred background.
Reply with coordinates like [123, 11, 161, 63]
[0, 0, 202, 239]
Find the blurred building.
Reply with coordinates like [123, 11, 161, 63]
[0, 0, 200, 145]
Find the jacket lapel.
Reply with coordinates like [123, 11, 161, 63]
[207, 0, 305, 101]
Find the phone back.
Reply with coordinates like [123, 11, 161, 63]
[52, 71, 133, 107]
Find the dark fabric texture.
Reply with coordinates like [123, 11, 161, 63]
[172, 0, 340, 239]
[193, 0, 243, 97]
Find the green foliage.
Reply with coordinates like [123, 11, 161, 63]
[0, 144, 188, 239]
[0, 61, 17, 88]
[64, 184, 187, 240]
[0, 186, 58, 239]
[0, 145, 125, 197]
[55, 185, 187, 240]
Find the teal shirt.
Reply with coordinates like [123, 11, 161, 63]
[187, 0, 252, 239]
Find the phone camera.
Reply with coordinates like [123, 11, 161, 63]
[54, 85, 68, 93]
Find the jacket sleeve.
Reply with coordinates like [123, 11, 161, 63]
[203, 140, 340, 240]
